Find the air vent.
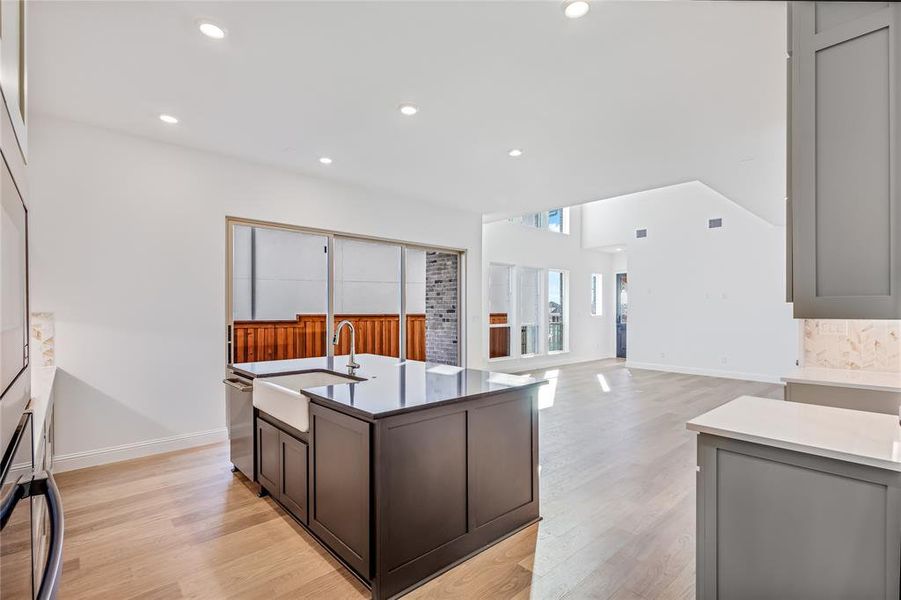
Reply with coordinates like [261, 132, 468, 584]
[635, 228, 648, 239]
[708, 218, 723, 229]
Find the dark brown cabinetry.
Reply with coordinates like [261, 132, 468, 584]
[250, 366, 541, 600]
[279, 434, 308, 524]
[308, 403, 371, 579]
[255, 417, 309, 525]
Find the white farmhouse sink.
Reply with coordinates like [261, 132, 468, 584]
[253, 372, 357, 432]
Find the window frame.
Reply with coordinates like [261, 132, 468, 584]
[590, 273, 603, 317]
[487, 264, 570, 362]
[226, 216, 466, 367]
[507, 207, 570, 235]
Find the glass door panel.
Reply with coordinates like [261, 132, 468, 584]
[230, 224, 328, 363]
[333, 238, 402, 359]
[488, 264, 512, 358]
[519, 267, 541, 355]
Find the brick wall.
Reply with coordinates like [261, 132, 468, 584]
[425, 252, 459, 365]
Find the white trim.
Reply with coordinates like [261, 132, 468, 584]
[53, 427, 227, 473]
[624, 361, 785, 385]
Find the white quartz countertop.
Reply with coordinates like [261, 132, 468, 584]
[28, 366, 57, 453]
[782, 367, 901, 393]
[687, 395, 901, 472]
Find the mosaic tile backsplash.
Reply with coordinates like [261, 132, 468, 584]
[30, 312, 55, 367]
[803, 319, 900, 373]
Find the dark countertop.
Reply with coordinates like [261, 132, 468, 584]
[230, 354, 544, 420]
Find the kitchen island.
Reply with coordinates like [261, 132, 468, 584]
[230, 354, 543, 600]
[688, 396, 901, 600]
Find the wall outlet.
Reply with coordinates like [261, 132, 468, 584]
[818, 320, 849, 336]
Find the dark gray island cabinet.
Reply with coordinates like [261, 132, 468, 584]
[237, 355, 542, 600]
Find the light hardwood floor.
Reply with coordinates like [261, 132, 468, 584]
[55, 360, 782, 599]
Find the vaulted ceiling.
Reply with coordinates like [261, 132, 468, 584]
[29, 1, 787, 223]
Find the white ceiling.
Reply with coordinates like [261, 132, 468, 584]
[29, 1, 788, 223]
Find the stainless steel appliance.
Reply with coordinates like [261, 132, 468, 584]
[224, 370, 254, 480]
[0, 411, 63, 599]
[0, 153, 64, 599]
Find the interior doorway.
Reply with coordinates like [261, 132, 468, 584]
[616, 273, 628, 359]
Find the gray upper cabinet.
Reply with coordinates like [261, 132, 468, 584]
[790, 2, 901, 319]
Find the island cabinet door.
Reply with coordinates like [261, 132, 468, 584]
[280, 433, 308, 525]
[256, 418, 281, 495]
[309, 403, 371, 579]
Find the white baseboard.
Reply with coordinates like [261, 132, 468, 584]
[624, 361, 784, 385]
[53, 427, 227, 473]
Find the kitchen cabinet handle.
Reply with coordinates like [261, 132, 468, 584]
[223, 378, 253, 393]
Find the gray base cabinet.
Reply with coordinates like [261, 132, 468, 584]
[697, 434, 901, 599]
[790, 1, 901, 319]
[256, 417, 309, 525]
[785, 381, 901, 415]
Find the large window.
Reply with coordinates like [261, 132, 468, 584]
[488, 263, 568, 360]
[507, 208, 569, 234]
[548, 270, 565, 353]
[519, 267, 541, 356]
[228, 220, 462, 365]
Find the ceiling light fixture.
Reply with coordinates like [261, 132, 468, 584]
[198, 21, 226, 39]
[319, 157, 333, 165]
[563, 0, 590, 19]
[508, 149, 523, 157]
[159, 114, 179, 124]
[398, 104, 419, 116]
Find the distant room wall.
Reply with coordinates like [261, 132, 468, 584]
[582, 181, 798, 382]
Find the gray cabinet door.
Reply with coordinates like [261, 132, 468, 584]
[791, 2, 901, 319]
[697, 434, 901, 600]
[256, 418, 280, 495]
[279, 433, 308, 525]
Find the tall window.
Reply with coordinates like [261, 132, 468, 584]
[519, 267, 541, 355]
[590, 273, 603, 316]
[488, 264, 512, 358]
[548, 270, 565, 353]
[507, 208, 569, 234]
[487, 264, 568, 360]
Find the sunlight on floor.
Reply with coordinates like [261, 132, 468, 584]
[538, 370, 559, 409]
[596, 373, 611, 392]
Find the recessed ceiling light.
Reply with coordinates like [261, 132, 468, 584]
[198, 21, 226, 39]
[398, 104, 419, 116]
[159, 114, 179, 124]
[508, 149, 523, 158]
[615, 247, 623, 252]
[563, 0, 590, 19]
[319, 157, 333, 165]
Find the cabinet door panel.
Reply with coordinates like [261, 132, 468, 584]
[792, 2, 901, 318]
[256, 418, 280, 494]
[309, 404, 370, 578]
[280, 433, 308, 524]
[470, 396, 535, 527]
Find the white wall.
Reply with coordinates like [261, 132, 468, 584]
[27, 115, 482, 469]
[482, 205, 616, 372]
[582, 181, 798, 382]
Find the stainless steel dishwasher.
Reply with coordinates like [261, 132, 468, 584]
[224, 371, 254, 480]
